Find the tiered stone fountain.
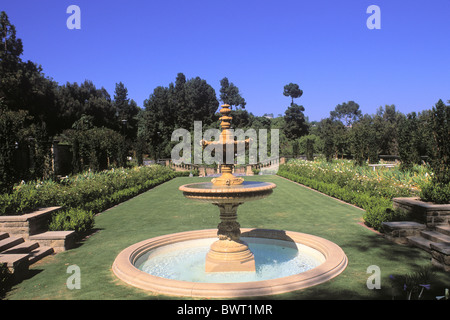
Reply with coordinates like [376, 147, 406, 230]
[112, 105, 348, 298]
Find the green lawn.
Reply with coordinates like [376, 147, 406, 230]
[4, 175, 449, 300]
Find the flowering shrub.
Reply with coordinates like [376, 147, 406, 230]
[278, 159, 430, 230]
[0, 165, 177, 215]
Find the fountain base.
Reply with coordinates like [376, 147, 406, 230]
[112, 228, 348, 298]
[205, 239, 255, 272]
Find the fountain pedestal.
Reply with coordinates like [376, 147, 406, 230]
[205, 203, 255, 272]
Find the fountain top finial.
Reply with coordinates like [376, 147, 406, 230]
[201, 104, 249, 186]
[219, 104, 232, 130]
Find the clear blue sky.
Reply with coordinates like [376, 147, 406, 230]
[2, 0, 450, 121]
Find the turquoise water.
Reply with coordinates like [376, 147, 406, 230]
[137, 237, 324, 283]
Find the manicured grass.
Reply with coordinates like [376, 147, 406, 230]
[4, 175, 449, 300]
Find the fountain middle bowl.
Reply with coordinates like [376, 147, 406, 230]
[178, 180, 277, 203]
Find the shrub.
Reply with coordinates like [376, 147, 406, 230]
[48, 208, 95, 235]
[420, 181, 450, 204]
[0, 186, 39, 215]
[252, 168, 261, 175]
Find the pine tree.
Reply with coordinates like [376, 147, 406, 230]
[219, 77, 246, 109]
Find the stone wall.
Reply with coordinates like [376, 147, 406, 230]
[431, 243, 450, 272]
[393, 197, 450, 228]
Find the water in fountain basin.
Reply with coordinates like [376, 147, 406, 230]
[137, 237, 325, 283]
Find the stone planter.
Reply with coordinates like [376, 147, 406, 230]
[392, 197, 450, 228]
[0, 207, 62, 239]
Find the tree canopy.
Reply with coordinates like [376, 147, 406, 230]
[219, 77, 246, 110]
[330, 101, 362, 126]
[283, 83, 303, 105]
[283, 103, 308, 140]
[142, 73, 219, 158]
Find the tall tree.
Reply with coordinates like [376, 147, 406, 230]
[113, 82, 130, 115]
[429, 99, 450, 184]
[174, 73, 189, 129]
[317, 118, 349, 161]
[351, 114, 378, 165]
[0, 11, 60, 135]
[283, 83, 303, 106]
[283, 103, 308, 140]
[397, 112, 421, 171]
[143, 75, 219, 159]
[0, 11, 23, 65]
[0, 99, 33, 192]
[185, 77, 219, 126]
[373, 105, 403, 156]
[143, 86, 171, 159]
[330, 101, 362, 127]
[0, 11, 61, 182]
[318, 118, 336, 162]
[57, 80, 117, 131]
[113, 82, 139, 139]
[219, 77, 246, 109]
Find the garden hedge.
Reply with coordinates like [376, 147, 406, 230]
[277, 161, 417, 231]
[0, 165, 186, 234]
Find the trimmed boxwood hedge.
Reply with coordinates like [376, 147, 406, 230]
[277, 164, 410, 231]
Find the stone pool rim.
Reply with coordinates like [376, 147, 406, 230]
[112, 228, 348, 298]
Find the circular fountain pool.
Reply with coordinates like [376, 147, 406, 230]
[112, 228, 348, 298]
[136, 237, 325, 283]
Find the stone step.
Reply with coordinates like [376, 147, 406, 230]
[0, 236, 24, 252]
[436, 224, 450, 237]
[1, 241, 39, 254]
[28, 246, 54, 264]
[0, 253, 29, 280]
[430, 242, 450, 272]
[407, 236, 433, 252]
[420, 230, 450, 243]
[381, 221, 426, 244]
[29, 231, 76, 253]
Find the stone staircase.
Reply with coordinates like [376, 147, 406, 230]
[407, 225, 450, 252]
[381, 197, 450, 272]
[0, 232, 54, 281]
[382, 220, 450, 272]
[0, 207, 76, 281]
[0, 232, 53, 262]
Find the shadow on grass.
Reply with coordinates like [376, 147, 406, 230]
[71, 228, 104, 250]
[344, 231, 430, 267]
[1, 268, 43, 300]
